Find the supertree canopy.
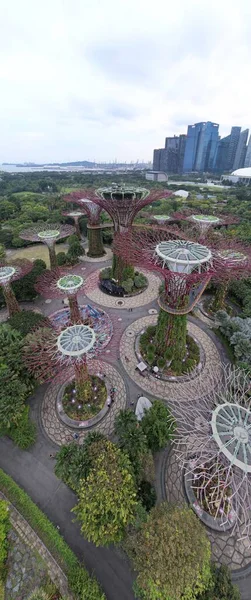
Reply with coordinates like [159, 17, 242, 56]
[35, 267, 86, 323]
[0, 258, 33, 316]
[19, 223, 75, 269]
[63, 192, 104, 257]
[77, 184, 173, 283]
[173, 365, 251, 542]
[113, 228, 243, 369]
[62, 209, 86, 239]
[173, 210, 239, 240]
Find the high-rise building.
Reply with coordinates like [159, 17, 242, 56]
[244, 136, 251, 168]
[226, 126, 241, 171]
[183, 122, 219, 173]
[152, 134, 186, 174]
[214, 134, 231, 173]
[233, 129, 249, 170]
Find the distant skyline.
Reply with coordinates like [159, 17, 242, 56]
[1, 0, 251, 163]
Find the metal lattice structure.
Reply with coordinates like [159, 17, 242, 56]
[35, 267, 86, 323]
[0, 258, 33, 316]
[19, 223, 75, 269]
[23, 318, 117, 388]
[173, 210, 239, 236]
[62, 209, 87, 239]
[63, 193, 105, 257]
[172, 365, 251, 542]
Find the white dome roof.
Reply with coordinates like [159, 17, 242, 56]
[231, 167, 251, 177]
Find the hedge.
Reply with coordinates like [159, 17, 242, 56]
[0, 469, 106, 599]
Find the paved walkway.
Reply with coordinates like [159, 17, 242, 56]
[42, 361, 127, 446]
[119, 315, 222, 402]
[85, 269, 161, 309]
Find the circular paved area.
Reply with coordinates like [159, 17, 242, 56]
[84, 269, 160, 309]
[41, 361, 126, 446]
[120, 315, 222, 402]
[164, 448, 251, 570]
[80, 247, 113, 262]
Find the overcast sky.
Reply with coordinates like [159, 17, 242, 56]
[1, 0, 251, 163]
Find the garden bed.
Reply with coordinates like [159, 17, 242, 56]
[62, 375, 107, 421]
[139, 324, 201, 377]
[99, 268, 148, 297]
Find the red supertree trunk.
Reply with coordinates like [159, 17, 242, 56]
[68, 294, 82, 323]
[3, 282, 21, 316]
[48, 243, 57, 269]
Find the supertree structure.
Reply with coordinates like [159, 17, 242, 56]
[63, 192, 104, 257]
[62, 209, 86, 239]
[209, 240, 251, 312]
[35, 268, 86, 323]
[172, 365, 251, 542]
[113, 228, 241, 365]
[19, 223, 75, 269]
[173, 210, 239, 240]
[68, 185, 173, 283]
[0, 259, 33, 316]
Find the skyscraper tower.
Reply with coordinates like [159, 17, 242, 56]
[244, 135, 251, 168]
[233, 129, 249, 170]
[226, 126, 241, 171]
[183, 122, 219, 173]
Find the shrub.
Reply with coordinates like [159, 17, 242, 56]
[134, 274, 147, 289]
[55, 432, 106, 491]
[0, 500, 10, 578]
[8, 310, 50, 337]
[8, 407, 36, 449]
[0, 365, 28, 430]
[138, 481, 156, 512]
[73, 440, 138, 546]
[146, 351, 155, 365]
[122, 265, 135, 280]
[67, 234, 79, 246]
[121, 278, 134, 293]
[127, 503, 211, 600]
[102, 230, 113, 245]
[68, 564, 106, 600]
[0, 469, 105, 598]
[157, 357, 166, 369]
[198, 564, 240, 600]
[12, 259, 46, 302]
[171, 359, 183, 375]
[114, 410, 148, 482]
[147, 344, 155, 353]
[56, 251, 67, 266]
[141, 400, 175, 452]
[0, 323, 35, 390]
[99, 267, 112, 280]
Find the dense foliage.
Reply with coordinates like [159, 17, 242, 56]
[55, 432, 106, 491]
[127, 503, 211, 600]
[141, 400, 175, 452]
[217, 310, 251, 369]
[0, 500, 10, 580]
[0, 468, 105, 599]
[114, 410, 149, 482]
[197, 564, 240, 600]
[73, 439, 138, 546]
[0, 259, 46, 307]
[7, 310, 50, 336]
[0, 323, 36, 446]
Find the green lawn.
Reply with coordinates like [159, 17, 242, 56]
[10, 243, 69, 267]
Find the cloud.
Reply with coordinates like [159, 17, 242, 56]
[0, 0, 250, 162]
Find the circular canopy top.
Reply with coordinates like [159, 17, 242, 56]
[211, 403, 251, 473]
[67, 211, 84, 217]
[192, 214, 220, 224]
[57, 274, 84, 292]
[38, 229, 60, 240]
[155, 240, 212, 273]
[218, 249, 246, 262]
[0, 266, 16, 282]
[57, 324, 96, 356]
[153, 215, 170, 221]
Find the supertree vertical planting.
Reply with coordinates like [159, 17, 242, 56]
[62, 209, 86, 239]
[0, 259, 33, 316]
[114, 229, 241, 371]
[82, 184, 174, 283]
[19, 223, 75, 269]
[63, 193, 105, 257]
[172, 365, 251, 542]
[209, 241, 251, 313]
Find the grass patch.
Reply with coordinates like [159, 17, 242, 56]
[0, 469, 106, 599]
[10, 243, 69, 267]
[212, 328, 236, 363]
